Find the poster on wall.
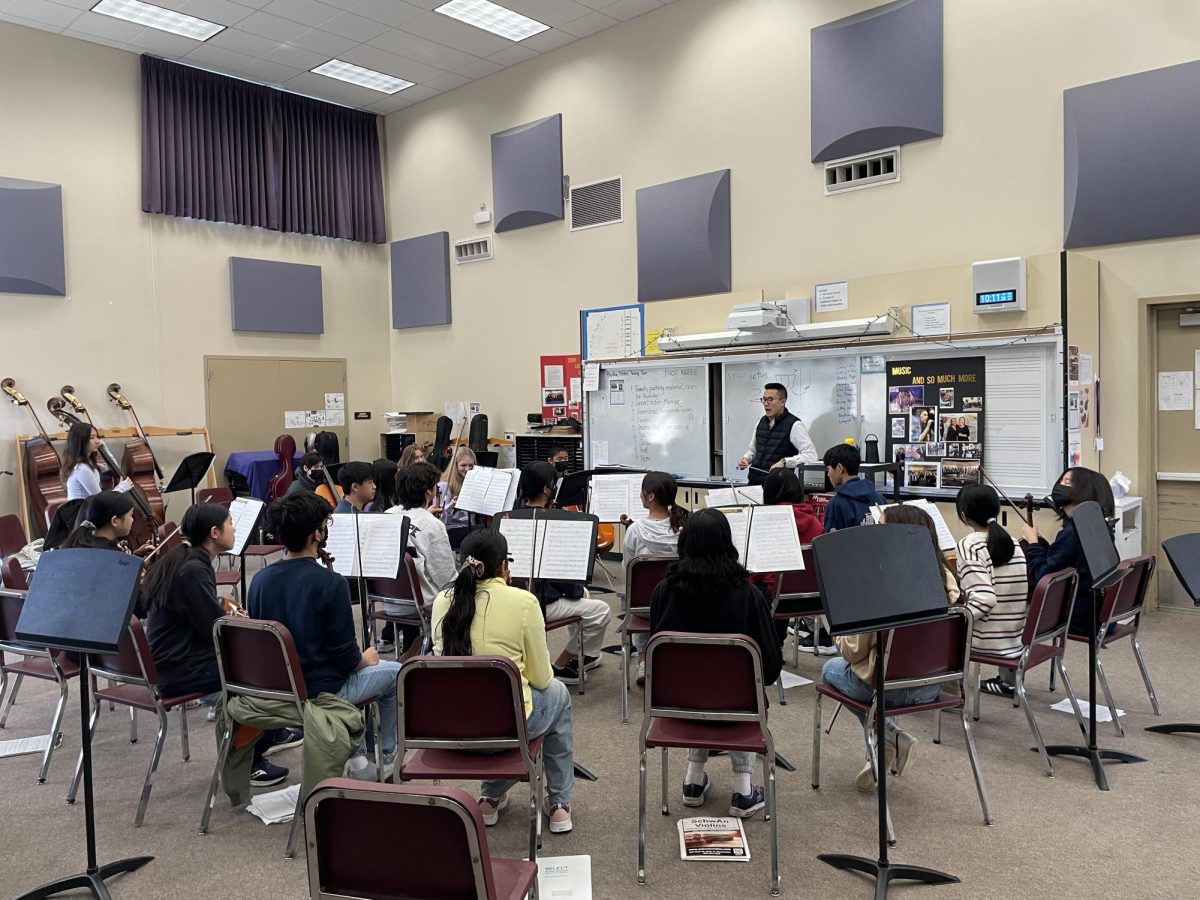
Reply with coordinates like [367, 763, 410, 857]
[541, 354, 582, 424]
[885, 356, 986, 495]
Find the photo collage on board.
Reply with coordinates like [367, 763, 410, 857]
[885, 357, 986, 492]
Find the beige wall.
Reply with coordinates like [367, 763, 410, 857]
[0, 22, 391, 527]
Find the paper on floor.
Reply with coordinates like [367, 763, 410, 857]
[780, 670, 813, 690]
[536, 855, 592, 899]
[0, 734, 51, 758]
[246, 784, 301, 825]
[1050, 699, 1124, 723]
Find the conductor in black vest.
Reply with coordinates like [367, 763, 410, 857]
[737, 382, 819, 486]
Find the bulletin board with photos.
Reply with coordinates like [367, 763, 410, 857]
[885, 356, 986, 496]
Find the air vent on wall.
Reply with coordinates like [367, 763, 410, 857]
[454, 235, 493, 263]
[824, 147, 900, 195]
[570, 177, 622, 231]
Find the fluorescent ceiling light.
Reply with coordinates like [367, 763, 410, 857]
[91, 0, 224, 40]
[311, 59, 414, 95]
[435, 0, 549, 41]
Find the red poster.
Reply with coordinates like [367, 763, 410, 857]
[540, 354, 582, 424]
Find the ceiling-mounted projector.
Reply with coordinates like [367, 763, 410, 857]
[726, 303, 789, 331]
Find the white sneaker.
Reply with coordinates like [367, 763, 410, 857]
[548, 803, 573, 834]
[893, 730, 918, 777]
[478, 792, 509, 827]
[635, 659, 645, 686]
[855, 742, 896, 793]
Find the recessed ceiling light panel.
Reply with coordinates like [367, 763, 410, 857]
[311, 59, 414, 95]
[435, 0, 549, 42]
[91, 0, 224, 40]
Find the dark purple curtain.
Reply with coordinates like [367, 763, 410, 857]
[141, 55, 386, 243]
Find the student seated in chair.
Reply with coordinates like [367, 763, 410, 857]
[762, 467, 830, 655]
[334, 461, 376, 514]
[432, 529, 576, 834]
[286, 450, 327, 500]
[618, 472, 689, 686]
[820, 504, 959, 792]
[822, 443, 884, 531]
[648, 508, 782, 818]
[515, 461, 613, 685]
[248, 492, 402, 781]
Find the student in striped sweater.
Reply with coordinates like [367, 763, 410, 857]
[954, 484, 1028, 699]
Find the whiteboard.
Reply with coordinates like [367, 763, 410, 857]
[722, 355, 860, 482]
[585, 361, 710, 479]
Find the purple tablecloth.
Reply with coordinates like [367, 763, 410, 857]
[225, 450, 302, 501]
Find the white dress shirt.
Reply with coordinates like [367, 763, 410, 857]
[742, 413, 819, 469]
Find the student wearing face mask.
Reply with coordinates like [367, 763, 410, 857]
[1021, 467, 1116, 636]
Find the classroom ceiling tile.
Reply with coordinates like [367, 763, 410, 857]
[518, 26, 573, 53]
[3, 0, 82, 28]
[368, 26, 477, 71]
[488, 43, 536, 67]
[124, 23, 206, 53]
[183, 40, 256, 70]
[70, 9, 146, 41]
[178, 0, 255, 26]
[62, 25, 127, 45]
[288, 25, 355, 55]
[264, 40, 326, 68]
[558, 10, 616, 37]
[453, 54, 501, 78]
[1, 11, 69, 31]
[261, 0, 337, 28]
[238, 54, 300, 83]
[603, 0, 660, 21]
[496, 0, 592, 28]
[207, 24, 277, 54]
[399, 9, 510, 57]
[237, 8, 308, 41]
[365, 94, 414, 115]
[423, 70, 469, 92]
[341, 42, 445, 83]
[322, 10, 388, 40]
[339, 0, 422, 28]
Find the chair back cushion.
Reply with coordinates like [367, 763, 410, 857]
[0, 514, 27, 559]
[628, 556, 674, 608]
[884, 610, 968, 682]
[92, 616, 148, 680]
[778, 545, 819, 596]
[401, 656, 524, 743]
[1, 557, 28, 591]
[0, 589, 25, 642]
[306, 780, 494, 900]
[215, 618, 307, 702]
[367, 556, 424, 605]
[648, 632, 762, 715]
[1024, 568, 1078, 645]
[1103, 555, 1155, 621]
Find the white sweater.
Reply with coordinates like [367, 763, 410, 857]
[621, 516, 681, 574]
[386, 505, 458, 608]
[956, 530, 1029, 659]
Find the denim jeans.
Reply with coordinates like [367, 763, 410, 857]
[335, 661, 402, 755]
[820, 656, 940, 731]
[687, 748, 755, 774]
[482, 678, 575, 806]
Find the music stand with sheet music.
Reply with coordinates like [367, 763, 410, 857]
[224, 497, 267, 603]
[811, 523, 956, 898]
[1145, 532, 1200, 737]
[163, 451, 215, 506]
[14, 549, 151, 900]
[1043, 500, 1146, 790]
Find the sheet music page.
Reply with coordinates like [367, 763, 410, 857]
[455, 466, 494, 515]
[906, 499, 957, 553]
[228, 497, 264, 556]
[734, 485, 764, 505]
[324, 514, 361, 577]
[482, 470, 517, 516]
[358, 516, 404, 579]
[720, 508, 751, 567]
[499, 517, 534, 579]
[501, 469, 521, 513]
[590, 475, 635, 522]
[705, 488, 736, 508]
[535, 520, 594, 581]
[744, 505, 804, 573]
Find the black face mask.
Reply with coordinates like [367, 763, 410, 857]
[1048, 483, 1072, 510]
[554, 461, 569, 473]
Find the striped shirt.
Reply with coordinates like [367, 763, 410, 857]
[956, 530, 1029, 658]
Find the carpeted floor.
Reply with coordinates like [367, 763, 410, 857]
[2, 575, 1198, 899]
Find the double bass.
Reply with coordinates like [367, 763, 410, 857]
[1, 377, 65, 538]
[105, 384, 167, 530]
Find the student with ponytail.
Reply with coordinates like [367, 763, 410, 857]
[431, 529, 576, 834]
[60, 490, 136, 551]
[141, 503, 301, 785]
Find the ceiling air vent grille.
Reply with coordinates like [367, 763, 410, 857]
[570, 177, 622, 231]
[454, 235, 493, 263]
[824, 147, 900, 195]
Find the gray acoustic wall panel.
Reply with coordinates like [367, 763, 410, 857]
[491, 114, 564, 233]
[1064, 60, 1200, 249]
[391, 232, 452, 329]
[810, 0, 943, 163]
[636, 169, 731, 303]
[0, 177, 66, 296]
[229, 257, 323, 334]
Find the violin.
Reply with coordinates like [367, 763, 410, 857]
[105, 384, 167, 539]
[1023, 493, 1050, 548]
[2, 378, 65, 538]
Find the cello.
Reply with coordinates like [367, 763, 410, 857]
[1, 378, 65, 538]
[105, 384, 167, 530]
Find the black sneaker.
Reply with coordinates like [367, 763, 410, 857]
[583, 654, 602, 672]
[262, 728, 304, 757]
[250, 760, 288, 787]
[681, 773, 710, 807]
[798, 632, 837, 657]
[729, 785, 766, 818]
[979, 677, 1016, 699]
[553, 661, 582, 684]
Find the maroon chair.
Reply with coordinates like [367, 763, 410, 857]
[304, 780, 539, 900]
[1066, 554, 1159, 737]
[65, 617, 204, 825]
[639, 632, 779, 895]
[620, 555, 675, 724]
[198, 617, 382, 859]
[197, 487, 234, 507]
[2, 556, 29, 591]
[0, 513, 27, 561]
[971, 568, 1086, 776]
[508, 575, 586, 697]
[266, 434, 297, 502]
[366, 555, 431, 659]
[812, 607, 992, 831]
[771, 545, 821, 705]
[0, 588, 80, 783]
[395, 655, 543, 863]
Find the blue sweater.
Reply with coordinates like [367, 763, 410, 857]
[247, 557, 361, 697]
[824, 478, 885, 531]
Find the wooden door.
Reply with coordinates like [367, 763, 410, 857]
[1153, 307, 1200, 609]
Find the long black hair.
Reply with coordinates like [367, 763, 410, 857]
[641, 472, 688, 532]
[666, 508, 748, 602]
[60, 422, 99, 478]
[438, 530, 509, 657]
[1057, 467, 1115, 521]
[516, 461, 556, 508]
[142, 503, 231, 612]
[372, 458, 398, 509]
[61, 491, 135, 549]
[955, 484, 1015, 567]
[762, 468, 805, 506]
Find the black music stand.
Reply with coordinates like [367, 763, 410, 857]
[14, 549, 151, 900]
[1145, 532, 1200, 737]
[811, 524, 957, 898]
[163, 451, 215, 506]
[1044, 501, 1146, 790]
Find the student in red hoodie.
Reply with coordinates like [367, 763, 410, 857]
[761, 467, 832, 654]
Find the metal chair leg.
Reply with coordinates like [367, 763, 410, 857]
[792, 618, 800, 668]
[660, 748, 669, 815]
[179, 707, 191, 761]
[1054, 657, 1088, 737]
[1095, 654, 1124, 737]
[134, 706, 169, 827]
[67, 684, 102, 803]
[1131, 638, 1161, 715]
[766, 741, 780, 896]
[198, 721, 234, 835]
[284, 780, 304, 859]
[39, 672, 70, 784]
[972, 662, 982, 722]
[960, 709, 993, 826]
[776, 674, 786, 706]
[576, 625, 586, 697]
[934, 708, 944, 745]
[810, 691, 822, 790]
[527, 760, 540, 863]
[637, 748, 648, 885]
[129, 705, 138, 744]
[620, 631, 630, 725]
[0, 671, 25, 728]
[1016, 670, 1053, 777]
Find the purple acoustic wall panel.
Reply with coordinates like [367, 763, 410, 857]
[636, 169, 731, 303]
[391, 232, 452, 329]
[810, 0, 943, 163]
[229, 257, 323, 334]
[1064, 60, 1200, 249]
[0, 177, 66, 296]
[491, 114, 564, 233]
